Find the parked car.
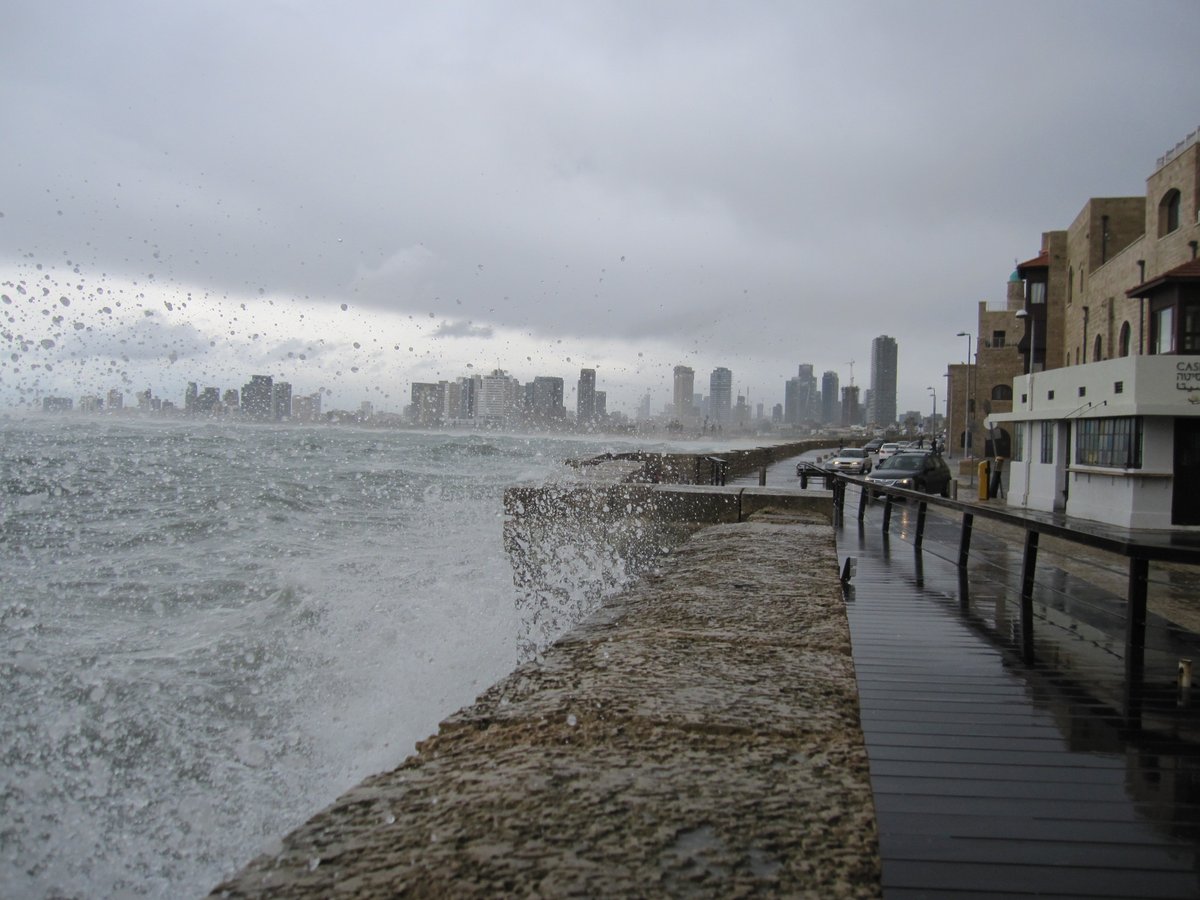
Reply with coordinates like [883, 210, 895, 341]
[826, 447, 872, 475]
[876, 442, 902, 461]
[865, 450, 952, 497]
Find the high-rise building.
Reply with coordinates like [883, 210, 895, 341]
[478, 369, 519, 422]
[709, 367, 732, 426]
[272, 381, 292, 420]
[821, 371, 839, 424]
[241, 375, 273, 420]
[196, 387, 220, 414]
[455, 375, 479, 420]
[868, 335, 898, 426]
[293, 392, 322, 422]
[577, 368, 597, 424]
[673, 366, 694, 420]
[840, 385, 861, 427]
[185, 382, 198, 414]
[106, 388, 123, 410]
[531, 376, 565, 422]
[411, 382, 445, 426]
[594, 391, 606, 419]
[785, 364, 817, 424]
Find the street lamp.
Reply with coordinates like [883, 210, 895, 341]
[926, 385, 936, 447]
[956, 331, 973, 462]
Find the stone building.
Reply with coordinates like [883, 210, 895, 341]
[992, 128, 1200, 527]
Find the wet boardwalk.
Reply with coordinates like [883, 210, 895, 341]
[838, 485, 1200, 899]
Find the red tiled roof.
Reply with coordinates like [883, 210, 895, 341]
[1016, 252, 1049, 272]
[1125, 259, 1200, 297]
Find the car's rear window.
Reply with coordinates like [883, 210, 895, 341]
[882, 455, 924, 471]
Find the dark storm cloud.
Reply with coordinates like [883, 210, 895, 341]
[3, 0, 1199, 411]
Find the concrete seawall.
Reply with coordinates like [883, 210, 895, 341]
[568, 439, 835, 484]
[212, 461, 881, 897]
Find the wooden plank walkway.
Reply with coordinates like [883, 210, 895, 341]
[839, 489, 1200, 899]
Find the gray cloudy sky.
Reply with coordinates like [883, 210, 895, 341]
[3, 0, 1199, 416]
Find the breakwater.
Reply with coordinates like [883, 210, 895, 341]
[211, 450, 881, 897]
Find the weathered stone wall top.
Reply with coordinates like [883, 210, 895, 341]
[566, 439, 836, 485]
[211, 512, 881, 898]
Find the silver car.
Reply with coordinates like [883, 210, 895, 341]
[826, 447, 873, 475]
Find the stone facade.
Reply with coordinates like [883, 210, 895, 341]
[1060, 144, 1200, 368]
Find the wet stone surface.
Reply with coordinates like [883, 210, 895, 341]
[211, 511, 881, 898]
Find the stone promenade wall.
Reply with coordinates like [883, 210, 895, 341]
[568, 439, 836, 484]
[211, 497, 881, 898]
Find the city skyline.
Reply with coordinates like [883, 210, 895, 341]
[39, 330, 920, 431]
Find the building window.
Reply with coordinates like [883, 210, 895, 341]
[1159, 188, 1182, 237]
[1075, 417, 1143, 468]
[1182, 301, 1200, 353]
[1119, 321, 1132, 357]
[1030, 282, 1047, 305]
[1040, 421, 1054, 464]
[1078, 386, 1086, 397]
[992, 330, 1006, 348]
[1114, 381, 1124, 394]
[991, 384, 1012, 401]
[1154, 305, 1175, 354]
[1093, 334, 1102, 361]
[1047, 390, 1055, 400]
[1012, 423, 1024, 462]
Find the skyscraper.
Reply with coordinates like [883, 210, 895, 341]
[478, 370, 519, 422]
[869, 335, 898, 426]
[272, 381, 292, 420]
[673, 365, 694, 421]
[241, 375, 273, 420]
[841, 385, 861, 427]
[709, 367, 732, 426]
[577, 368, 596, 424]
[531, 376, 565, 421]
[821, 370, 839, 424]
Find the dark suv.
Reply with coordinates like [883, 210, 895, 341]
[864, 450, 952, 497]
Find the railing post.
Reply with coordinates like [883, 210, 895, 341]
[914, 500, 927, 550]
[1020, 529, 1039, 662]
[857, 483, 869, 521]
[882, 494, 893, 534]
[958, 512, 974, 569]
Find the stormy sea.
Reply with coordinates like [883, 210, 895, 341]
[0, 417, 728, 898]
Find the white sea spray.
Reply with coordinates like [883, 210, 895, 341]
[0, 419, 689, 898]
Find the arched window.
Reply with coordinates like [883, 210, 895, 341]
[991, 384, 1012, 402]
[1093, 334, 1102, 362]
[1119, 321, 1132, 357]
[1159, 188, 1182, 237]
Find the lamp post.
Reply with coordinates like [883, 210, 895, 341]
[926, 385, 936, 442]
[956, 331, 973, 462]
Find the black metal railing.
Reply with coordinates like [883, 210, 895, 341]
[829, 471, 1200, 723]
